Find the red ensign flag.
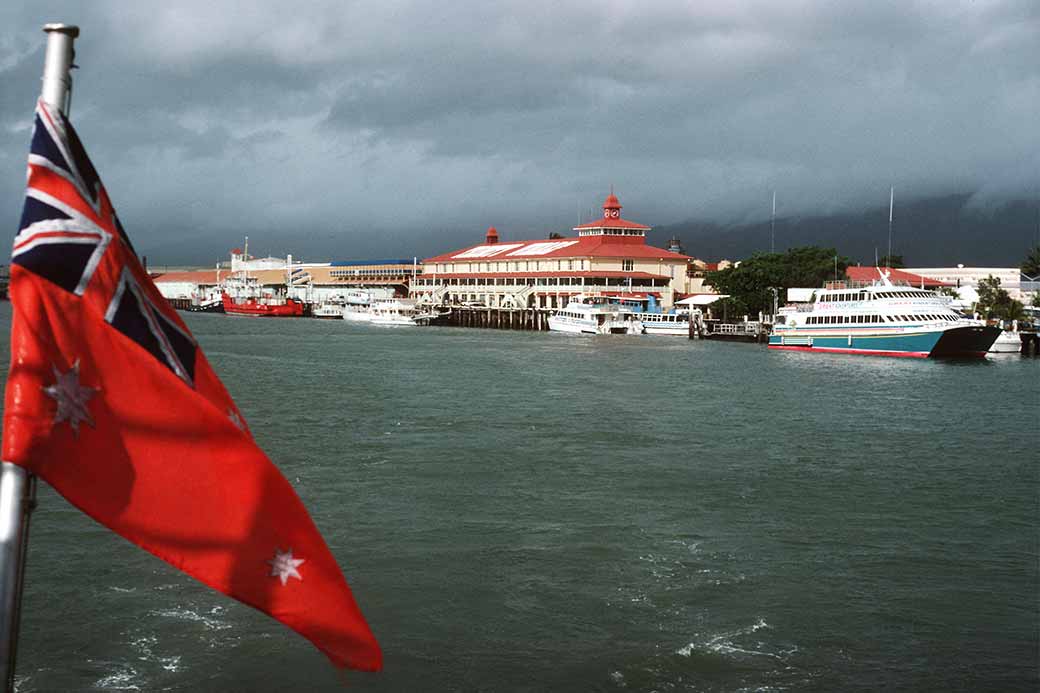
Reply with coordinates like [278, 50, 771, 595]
[2, 100, 381, 671]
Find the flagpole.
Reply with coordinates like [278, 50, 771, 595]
[0, 23, 79, 692]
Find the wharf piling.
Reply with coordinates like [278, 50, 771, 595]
[689, 318, 769, 343]
[1018, 332, 1039, 356]
[442, 306, 551, 331]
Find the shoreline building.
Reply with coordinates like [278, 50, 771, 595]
[154, 249, 419, 305]
[412, 193, 692, 310]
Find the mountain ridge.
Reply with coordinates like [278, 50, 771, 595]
[654, 193, 1039, 267]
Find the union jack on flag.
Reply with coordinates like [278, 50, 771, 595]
[3, 99, 381, 671]
[14, 99, 197, 385]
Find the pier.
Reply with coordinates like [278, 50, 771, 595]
[688, 316, 770, 343]
[1016, 331, 1040, 356]
[442, 306, 552, 330]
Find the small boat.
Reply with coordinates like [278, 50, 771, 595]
[548, 294, 641, 334]
[343, 290, 375, 323]
[311, 299, 346, 319]
[989, 324, 1022, 354]
[368, 298, 436, 326]
[633, 311, 691, 336]
[342, 295, 437, 326]
[186, 287, 225, 313]
[770, 273, 999, 358]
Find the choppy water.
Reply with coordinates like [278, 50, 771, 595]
[1, 303, 1037, 691]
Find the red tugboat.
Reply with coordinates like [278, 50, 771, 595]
[221, 293, 305, 317]
[221, 276, 305, 317]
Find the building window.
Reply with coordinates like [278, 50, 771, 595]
[622, 259, 634, 272]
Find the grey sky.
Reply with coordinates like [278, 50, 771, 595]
[1, 1, 1037, 263]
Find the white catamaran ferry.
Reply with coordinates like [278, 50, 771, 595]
[770, 275, 999, 358]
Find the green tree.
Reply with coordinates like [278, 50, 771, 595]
[1031, 291, 1040, 308]
[705, 246, 850, 315]
[1021, 245, 1040, 278]
[878, 254, 905, 269]
[976, 275, 1026, 321]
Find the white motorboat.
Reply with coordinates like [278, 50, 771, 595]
[368, 298, 436, 326]
[311, 299, 346, 319]
[633, 311, 691, 336]
[989, 326, 1022, 354]
[343, 295, 437, 326]
[548, 294, 641, 335]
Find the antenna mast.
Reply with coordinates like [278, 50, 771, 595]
[886, 186, 894, 268]
[770, 190, 776, 253]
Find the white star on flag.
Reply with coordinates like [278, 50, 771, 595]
[42, 360, 98, 435]
[267, 548, 305, 586]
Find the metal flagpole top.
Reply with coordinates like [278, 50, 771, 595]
[43, 23, 80, 37]
[41, 24, 80, 115]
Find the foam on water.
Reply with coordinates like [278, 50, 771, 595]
[150, 605, 232, 631]
[677, 618, 780, 660]
[92, 664, 141, 691]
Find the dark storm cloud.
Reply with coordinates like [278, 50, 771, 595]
[1, 0, 1037, 264]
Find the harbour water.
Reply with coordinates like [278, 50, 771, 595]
[1, 303, 1037, 691]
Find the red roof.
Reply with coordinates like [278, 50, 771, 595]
[845, 266, 953, 287]
[153, 270, 222, 284]
[425, 234, 688, 264]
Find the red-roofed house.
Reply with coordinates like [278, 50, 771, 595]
[412, 193, 692, 309]
[845, 266, 953, 289]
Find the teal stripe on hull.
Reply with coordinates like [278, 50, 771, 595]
[769, 330, 941, 354]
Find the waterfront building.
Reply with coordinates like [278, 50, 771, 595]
[904, 266, 1035, 300]
[412, 192, 692, 309]
[153, 251, 420, 305]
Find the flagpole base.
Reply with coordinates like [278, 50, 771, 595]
[0, 463, 36, 692]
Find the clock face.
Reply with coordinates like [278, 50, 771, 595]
[610, 209, 620, 218]
[603, 210, 611, 218]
